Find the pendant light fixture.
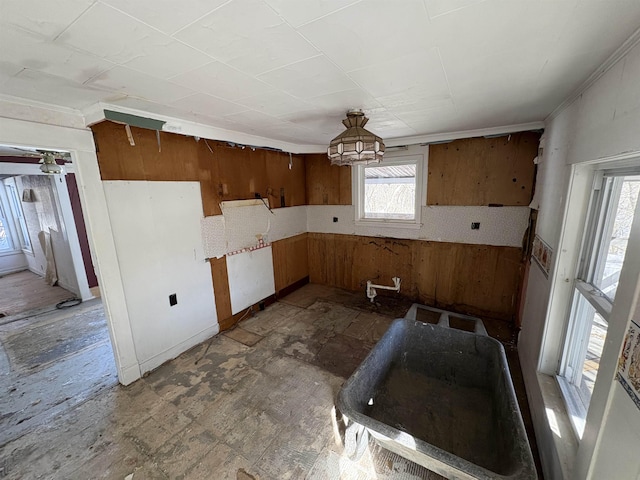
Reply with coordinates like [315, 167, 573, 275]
[39, 152, 63, 174]
[327, 109, 385, 166]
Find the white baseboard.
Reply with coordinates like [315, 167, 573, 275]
[0, 266, 28, 276]
[118, 363, 142, 386]
[138, 323, 221, 376]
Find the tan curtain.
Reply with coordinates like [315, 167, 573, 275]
[38, 230, 57, 286]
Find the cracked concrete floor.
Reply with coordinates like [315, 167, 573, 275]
[0, 284, 537, 479]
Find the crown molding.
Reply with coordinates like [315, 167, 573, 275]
[385, 121, 545, 147]
[546, 26, 640, 122]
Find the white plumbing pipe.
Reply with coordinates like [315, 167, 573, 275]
[366, 277, 401, 302]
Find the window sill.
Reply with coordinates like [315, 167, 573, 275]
[537, 373, 579, 479]
[556, 375, 587, 439]
[0, 249, 23, 257]
[355, 219, 422, 229]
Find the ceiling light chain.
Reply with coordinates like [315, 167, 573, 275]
[328, 109, 385, 166]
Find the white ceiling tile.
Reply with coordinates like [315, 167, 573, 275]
[431, 1, 575, 60]
[236, 90, 314, 117]
[170, 62, 273, 101]
[171, 93, 248, 117]
[0, 62, 25, 86]
[263, 0, 362, 27]
[306, 89, 382, 114]
[2, 0, 640, 145]
[223, 109, 289, 130]
[298, 0, 434, 72]
[257, 56, 357, 98]
[348, 49, 450, 100]
[1, 68, 109, 109]
[0, 25, 113, 84]
[175, 0, 318, 75]
[175, 0, 282, 55]
[100, 0, 228, 35]
[122, 40, 211, 79]
[554, 2, 640, 56]
[218, 24, 319, 76]
[278, 109, 347, 135]
[87, 66, 193, 103]
[442, 42, 544, 102]
[55, 3, 174, 65]
[0, 0, 95, 40]
[424, 0, 487, 19]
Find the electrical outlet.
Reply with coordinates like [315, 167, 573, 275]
[169, 293, 177, 306]
[333, 217, 338, 223]
[471, 222, 480, 230]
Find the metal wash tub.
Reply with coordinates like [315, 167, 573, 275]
[336, 304, 537, 480]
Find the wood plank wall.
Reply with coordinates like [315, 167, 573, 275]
[428, 132, 539, 206]
[91, 121, 539, 327]
[305, 153, 351, 205]
[271, 233, 309, 292]
[308, 233, 523, 321]
[92, 121, 306, 216]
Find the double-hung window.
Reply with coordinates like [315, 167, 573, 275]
[4, 178, 31, 253]
[557, 171, 640, 437]
[354, 155, 424, 226]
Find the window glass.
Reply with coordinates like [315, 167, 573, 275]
[363, 164, 416, 220]
[0, 206, 12, 251]
[558, 172, 639, 438]
[592, 176, 640, 300]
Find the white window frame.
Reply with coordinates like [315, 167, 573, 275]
[3, 177, 33, 254]
[353, 153, 426, 228]
[556, 169, 640, 438]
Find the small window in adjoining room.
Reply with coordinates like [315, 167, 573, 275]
[4, 179, 32, 253]
[355, 155, 424, 226]
[557, 172, 640, 438]
[0, 202, 14, 252]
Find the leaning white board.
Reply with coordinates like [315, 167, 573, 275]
[226, 246, 275, 314]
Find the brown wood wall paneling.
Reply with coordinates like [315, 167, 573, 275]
[92, 121, 306, 214]
[307, 233, 523, 322]
[271, 233, 309, 292]
[209, 256, 232, 322]
[427, 132, 540, 206]
[304, 153, 351, 205]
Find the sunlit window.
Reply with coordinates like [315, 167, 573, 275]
[557, 174, 640, 437]
[355, 155, 424, 225]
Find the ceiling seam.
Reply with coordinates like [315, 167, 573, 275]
[51, 0, 99, 43]
[169, 0, 236, 38]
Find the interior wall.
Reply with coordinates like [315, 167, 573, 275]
[519, 39, 640, 480]
[308, 233, 523, 321]
[305, 135, 539, 323]
[103, 180, 217, 374]
[91, 121, 308, 329]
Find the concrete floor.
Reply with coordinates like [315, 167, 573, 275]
[0, 284, 540, 479]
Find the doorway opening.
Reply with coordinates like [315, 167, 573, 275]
[0, 145, 116, 447]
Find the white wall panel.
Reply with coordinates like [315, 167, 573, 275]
[227, 247, 275, 315]
[104, 181, 217, 374]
